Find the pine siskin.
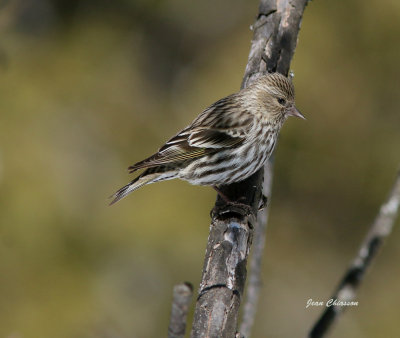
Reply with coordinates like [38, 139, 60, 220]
[110, 72, 304, 205]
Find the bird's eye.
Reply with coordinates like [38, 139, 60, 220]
[277, 98, 286, 105]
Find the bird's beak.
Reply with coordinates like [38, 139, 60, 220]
[287, 106, 306, 120]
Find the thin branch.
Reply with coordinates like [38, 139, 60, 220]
[168, 282, 193, 338]
[239, 160, 274, 337]
[190, 0, 308, 337]
[309, 168, 400, 338]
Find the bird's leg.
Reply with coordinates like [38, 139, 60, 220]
[212, 186, 232, 203]
[213, 186, 267, 212]
[212, 186, 254, 220]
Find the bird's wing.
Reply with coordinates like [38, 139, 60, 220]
[128, 94, 253, 172]
[127, 138, 207, 173]
[187, 128, 244, 148]
[189, 94, 254, 141]
[127, 129, 241, 172]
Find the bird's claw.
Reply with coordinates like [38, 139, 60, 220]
[211, 200, 256, 228]
[258, 194, 268, 211]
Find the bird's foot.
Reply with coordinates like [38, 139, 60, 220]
[211, 201, 254, 225]
[258, 194, 268, 211]
[210, 187, 253, 224]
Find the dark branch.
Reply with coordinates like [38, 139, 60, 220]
[309, 168, 400, 338]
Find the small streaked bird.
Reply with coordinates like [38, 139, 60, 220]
[110, 72, 304, 205]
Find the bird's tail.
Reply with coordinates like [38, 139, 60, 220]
[109, 173, 158, 205]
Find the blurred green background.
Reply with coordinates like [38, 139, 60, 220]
[0, 0, 399, 337]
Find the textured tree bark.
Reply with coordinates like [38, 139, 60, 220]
[309, 168, 400, 338]
[191, 1, 309, 337]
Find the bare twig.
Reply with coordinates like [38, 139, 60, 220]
[239, 160, 274, 337]
[309, 168, 400, 338]
[190, 1, 308, 337]
[168, 282, 193, 338]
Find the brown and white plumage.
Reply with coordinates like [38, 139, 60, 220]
[110, 72, 304, 205]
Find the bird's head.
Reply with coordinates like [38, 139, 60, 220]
[246, 72, 305, 124]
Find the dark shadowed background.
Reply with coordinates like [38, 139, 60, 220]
[0, 0, 399, 337]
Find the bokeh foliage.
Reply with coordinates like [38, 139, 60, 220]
[0, 0, 399, 337]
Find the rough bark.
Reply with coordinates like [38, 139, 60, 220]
[309, 168, 400, 338]
[191, 1, 309, 337]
